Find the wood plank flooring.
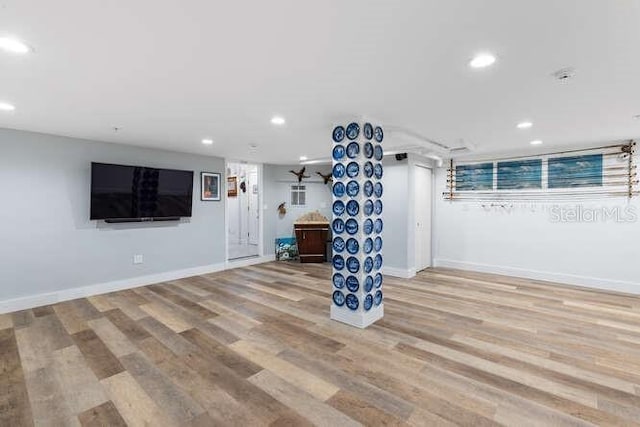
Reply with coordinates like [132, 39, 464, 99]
[2, 262, 640, 426]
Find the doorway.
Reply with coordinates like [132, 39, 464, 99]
[227, 162, 260, 260]
[414, 164, 432, 271]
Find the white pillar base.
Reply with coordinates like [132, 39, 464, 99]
[330, 304, 384, 329]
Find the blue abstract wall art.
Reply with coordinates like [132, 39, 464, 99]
[497, 159, 542, 190]
[455, 163, 493, 191]
[548, 154, 603, 188]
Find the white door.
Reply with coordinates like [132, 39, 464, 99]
[248, 168, 259, 245]
[414, 165, 432, 271]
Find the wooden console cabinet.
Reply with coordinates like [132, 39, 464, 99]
[294, 222, 329, 263]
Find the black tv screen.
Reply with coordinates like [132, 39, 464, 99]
[90, 162, 194, 220]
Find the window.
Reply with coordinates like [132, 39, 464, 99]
[291, 184, 306, 206]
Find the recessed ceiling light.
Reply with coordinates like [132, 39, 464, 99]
[633, 115, 640, 120]
[517, 121, 533, 129]
[0, 37, 31, 54]
[299, 156, 308, 161]
[0, 101, 15, 111]
[530, 140, 543, 146]
[201, 138, 214, 145]
[469, 53, 496, 69]
[271, 116, 285, 125]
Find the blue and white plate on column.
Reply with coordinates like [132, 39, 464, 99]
[332, 145, 345, 160]
[363, 161, 374, 178]
[346, 181, 360, 197]
[333, 126, 346, 143]
[374, 254, 383, 270]
[346, 162, 359, 178]
[333, 182, 345, 197]
[374, 145, 383, 161]
[364, 180, 374, 197]
[374, 200, 383, 215]
[333, 290, 345, 306]
[364, 294, 373, 311]
[364, 123, 373, 140]
[374, 218, 383, 234]
[333, 273, 345, 289]
[364, 237, 373, 254]
[374, 182, 383, 198]
[374, 290, 383, 306]
[364, 256, 373, 274]
[363, 218, 373, 235]
[374, 236, 383, 252]
[374, 163, 383, 179]
[346, 142, 360, 159]
[345, 293, 359, 310]
[345, 218, 358, 235]
[364, 142, 374, 159]
[332, 218, 345, 234]
[364, 276, 374, 293]
[333, 163, 346, 179]
[346, 238, 359, 254]
[346, 122, 360, 140]
[374, 126, 384, 142]
[346, 276, 359, 292]
[333, 255, 345, 270]
[332, 237, 345, 253]
[333, 200, 345, 216]
[346, 200, 359, 216]
[346, 257, 360, 273]
[374, 273, 383, 288]
[364, 199, 374, 216]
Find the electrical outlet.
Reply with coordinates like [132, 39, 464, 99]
[133, 254, 144, 264]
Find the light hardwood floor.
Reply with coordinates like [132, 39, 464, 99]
[2, 262, 640, 426]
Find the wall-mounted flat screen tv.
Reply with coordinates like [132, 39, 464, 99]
[91, 162, 194, 222]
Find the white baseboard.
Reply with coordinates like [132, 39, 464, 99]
[0, 255, 276, 314]
[226, 255, 276, 270]
[433, 258, 640, 295]
[383, 266, 417, 279]
[330, 304, 384, 328]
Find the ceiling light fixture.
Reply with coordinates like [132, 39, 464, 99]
[271, 116, 285, 126]
[0, 37, 31, 54]
[0, 101, 15, 111]
[517, 121, 533, 129]
[633, 115, 640, 120]
[530, 140, 543, 146]
[201, 138, 214, 145]
[469, 53, 496, 69]
[299, 156, 308, 161]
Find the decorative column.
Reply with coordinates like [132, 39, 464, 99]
[330, 122, 384, 328]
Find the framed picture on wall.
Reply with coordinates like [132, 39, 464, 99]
[201, 172, 221, 201]
[227, 176, 238, 197]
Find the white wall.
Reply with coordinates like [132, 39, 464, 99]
[0, 128, 226, 306]
[433, 166, 640, 293]
[262, 164, 333, 255]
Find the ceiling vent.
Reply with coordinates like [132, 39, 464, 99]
[552, 67, 576, 82]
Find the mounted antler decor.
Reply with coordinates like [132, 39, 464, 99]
[316, 171, 333, 184]
[289, 167, 310, 183]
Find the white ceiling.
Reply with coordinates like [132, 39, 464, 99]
[1, 0, 639, 164]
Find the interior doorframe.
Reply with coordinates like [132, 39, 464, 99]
[412, 160, 435, 272]
[224, 159, 264, 263]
